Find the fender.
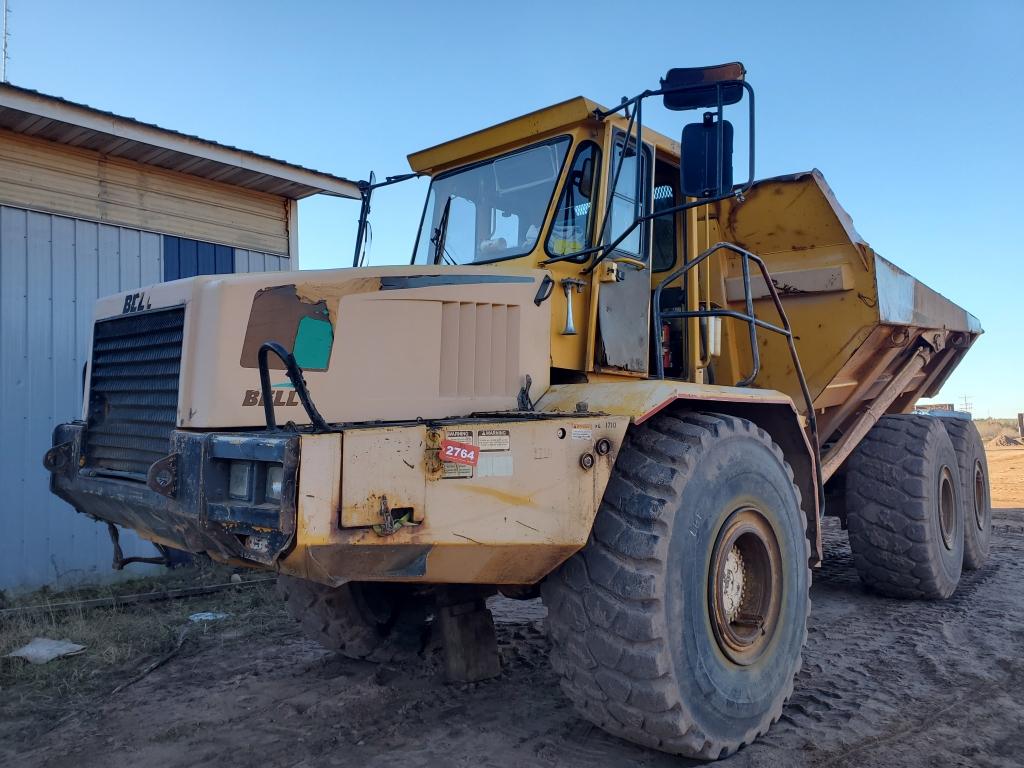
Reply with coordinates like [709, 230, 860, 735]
[536, 381, 823, 566]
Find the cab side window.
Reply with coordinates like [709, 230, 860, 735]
[607, 136, 651, 259]
[652, 183, 678, 272]
[546, 141, 601, 260]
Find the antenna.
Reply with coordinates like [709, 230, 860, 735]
[2, 0, 9, 83]
[958, 394, 973, 416]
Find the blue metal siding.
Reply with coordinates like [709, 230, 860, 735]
[163, 237, 258, 281]
[215, 244, 233, 274]
[197, 240, 214, 276]
[0, 205, 289, 591]
[0, 209, 164, 590]
[164, 235, 179, 280]
[178, 237, 197, 280]
[1, 207, 29, 590]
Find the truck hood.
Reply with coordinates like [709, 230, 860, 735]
[89, 266, 552, 428]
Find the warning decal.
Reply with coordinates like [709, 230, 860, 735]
[441, 429, 475, 478]
[571, 425, 593, 441]
[477, 429, 511, 451]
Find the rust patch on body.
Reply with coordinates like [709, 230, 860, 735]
[461, 485, 539, 508]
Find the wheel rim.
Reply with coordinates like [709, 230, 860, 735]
[973, 460, 986, 531]
[708, 507, 783, 666]
[938, 466, 957, 550]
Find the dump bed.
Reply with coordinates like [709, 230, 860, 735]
[706, 170, 981, 465]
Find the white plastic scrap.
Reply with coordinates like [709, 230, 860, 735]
[7, 637, 87, 665]
[188, 611, 231, 622]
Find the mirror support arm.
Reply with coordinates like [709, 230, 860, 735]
[352, 172, 422, 268]
[554, 79, 754, 275]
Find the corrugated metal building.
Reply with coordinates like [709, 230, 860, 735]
[0, 84, 359, 592]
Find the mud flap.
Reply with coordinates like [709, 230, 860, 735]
[437, 590, 501, 683]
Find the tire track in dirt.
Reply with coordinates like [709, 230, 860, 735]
[9, 513, 1024, 768]
[728, 514, 1024, 767]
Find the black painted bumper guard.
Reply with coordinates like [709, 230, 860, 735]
[45, 422, 299, 567]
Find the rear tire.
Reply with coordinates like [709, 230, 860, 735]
[845, 414, 964, 599]
[940, 418, 991, 570]
[542, 412, 810, 760]
[277, 576, 427, 660]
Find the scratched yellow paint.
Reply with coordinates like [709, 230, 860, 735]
[279, 415, 628, 585]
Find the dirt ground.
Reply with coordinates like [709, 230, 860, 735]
[3, 449, 1024, 767]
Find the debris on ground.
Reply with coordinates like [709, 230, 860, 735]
[988, 433, 1022, 447]
[111, 626, 190, 695]
[188, 611, 231, 622]
[6, 638, 86, 665]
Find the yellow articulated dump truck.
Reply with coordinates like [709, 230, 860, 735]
[45, 64, 987, 759]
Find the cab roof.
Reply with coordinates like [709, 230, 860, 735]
[407, 96, 679, 176]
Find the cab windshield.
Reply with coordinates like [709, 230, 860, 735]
[413, 136, 571, 265]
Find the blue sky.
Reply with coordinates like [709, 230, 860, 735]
[11, 1, 1024, 416]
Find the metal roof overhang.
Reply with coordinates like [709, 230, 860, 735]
[0, 84, 361, 200]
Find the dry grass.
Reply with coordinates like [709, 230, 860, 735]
[0, 563, 288, 729]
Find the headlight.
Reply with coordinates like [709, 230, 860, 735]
[229, 461, 252, 500]
[265, 465, 284, 501]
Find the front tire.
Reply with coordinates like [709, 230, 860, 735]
[541, 412, 810, 760]
[277, 576, 427, 660]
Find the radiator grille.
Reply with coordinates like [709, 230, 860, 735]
[438, 302, 520, 397]
[84, 307, 184, 479]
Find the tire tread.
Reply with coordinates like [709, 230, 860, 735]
[542, 411, 809, 759]
[941, 418, 991, 570]
[277, 576, 421, 661]
[845, 414, 963, 599]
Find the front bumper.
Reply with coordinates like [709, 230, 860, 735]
[48, 414, 630, 586]
[47, 422, 299, 566]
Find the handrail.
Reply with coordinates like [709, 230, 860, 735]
[652, 241, 823, 509]
[257, 341, 331, 432]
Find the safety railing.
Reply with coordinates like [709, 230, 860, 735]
[652, 242, 820, 477]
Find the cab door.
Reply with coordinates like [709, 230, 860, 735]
[595, 131, 654, 373]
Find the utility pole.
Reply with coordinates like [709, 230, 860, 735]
[2, 0, 9, 83]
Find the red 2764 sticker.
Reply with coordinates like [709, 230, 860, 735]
[440, 439, 478, 466]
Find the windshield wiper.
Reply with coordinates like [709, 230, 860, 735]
[430, 195, 456, 266]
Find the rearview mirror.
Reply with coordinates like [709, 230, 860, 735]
[681, 118, 734, 199]
[576, 157, 594, 200]
[662, 63, 746, 111]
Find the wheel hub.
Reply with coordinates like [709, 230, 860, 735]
[938, 466, 957, 550]
[973, 460, 986, 531]
[708, 508, 783, 666]
[720, 547, 746, 623]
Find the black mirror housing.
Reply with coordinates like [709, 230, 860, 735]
[662, 63, 745, 111]
[577, 157, 594, 200]
[681, 119, 734, 198]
